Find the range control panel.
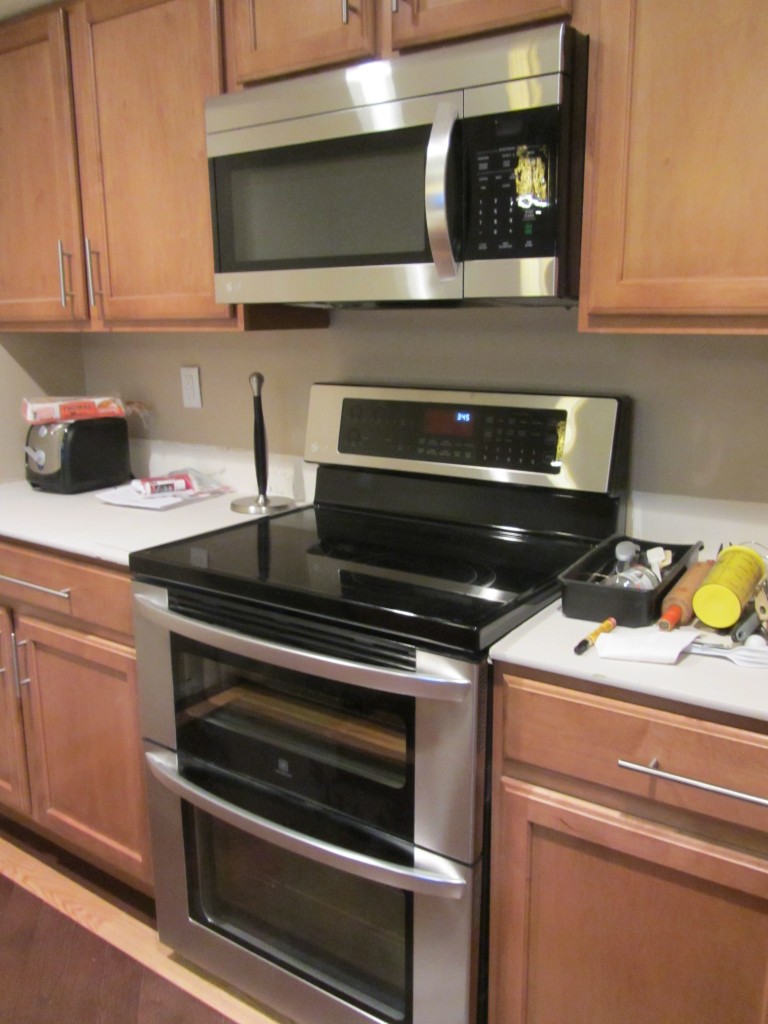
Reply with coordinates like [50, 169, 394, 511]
[339, 399, 566, 474]
[305, 385, 624, 494]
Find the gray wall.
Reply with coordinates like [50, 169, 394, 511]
[0, 335, 85, 482]
[73, 305, 768, 503]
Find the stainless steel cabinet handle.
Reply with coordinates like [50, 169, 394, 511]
[57, 240, 75, 308]
[84, 238, 104, 308]
[341, 0, 360, 22]
[425, 101, 460, 281]
[134, 589, 471, 700]
[617, 758, 768, 809]
[147, 749, 467, 898]
[0, 573, 71, 601]
[85, 238, 96, 307]
[11, 635, 28, 693]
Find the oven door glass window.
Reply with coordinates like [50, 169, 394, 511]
[185, 805, 412, 1024]
[171, 635, 415, 846]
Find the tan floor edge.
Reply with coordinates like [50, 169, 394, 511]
[0, 834, 286, 1024]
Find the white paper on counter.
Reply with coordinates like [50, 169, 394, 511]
[94, 484, 220, 510]
[595, 626, 699, 664]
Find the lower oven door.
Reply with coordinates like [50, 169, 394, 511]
[145, 743, 481, 1024]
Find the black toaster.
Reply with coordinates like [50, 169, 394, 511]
[25, 417, 132, 494]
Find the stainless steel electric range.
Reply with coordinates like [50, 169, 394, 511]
[129, 384, 630, 1024]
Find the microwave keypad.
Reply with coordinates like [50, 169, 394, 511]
[470, 143, 553, 260]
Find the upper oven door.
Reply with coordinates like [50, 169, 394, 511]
[206, 91, 464, 304]
[133, 582, 486, 866]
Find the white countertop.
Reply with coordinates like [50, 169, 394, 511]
[0, 479, 253, 565]
[490, 601, 768, 723]
[3, 446, 768, 722]
[0, 441, 314, 566]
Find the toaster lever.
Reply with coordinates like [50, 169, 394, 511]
[24, 446, 45, 468]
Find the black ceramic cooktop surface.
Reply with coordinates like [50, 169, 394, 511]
[130, 505, 593, 657]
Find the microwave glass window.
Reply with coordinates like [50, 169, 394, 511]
[212, 127, 434, 270]
[185, 808, 412, 1024]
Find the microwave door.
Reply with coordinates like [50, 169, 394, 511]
[208, 92, 464, 305]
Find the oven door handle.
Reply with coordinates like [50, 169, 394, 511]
[146, 749, 468, 899]
[134, 589, 472, 701]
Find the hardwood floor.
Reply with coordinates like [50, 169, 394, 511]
[0, 819, 287, 1024]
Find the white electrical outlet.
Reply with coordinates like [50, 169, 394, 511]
[181, 365, 202, 409]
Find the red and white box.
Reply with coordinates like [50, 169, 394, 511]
[22, 396, 126, 424]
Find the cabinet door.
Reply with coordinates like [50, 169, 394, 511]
[392, 0, 571, 50]
[580, 0, 768, 332]
[223, 0, 376, 86]
[490, 777, 768, 1024]
[0, 10, 89, 327]
[68, 0, 235, 329]
[0, 608, 30, 814]
[17, 616, 151, 887]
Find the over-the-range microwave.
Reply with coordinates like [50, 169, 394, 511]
[205, 23, 587, 307]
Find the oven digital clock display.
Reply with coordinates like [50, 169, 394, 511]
[339, 398, 565, 473]
[423, 408, 474, 437]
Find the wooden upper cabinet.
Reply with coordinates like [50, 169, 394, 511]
[68, 0, 235, 329]
[223, 0, 376, 88]
[391, 0, 572, 50]
[580, 0, 768, 333]
[0, 10, 89, 328]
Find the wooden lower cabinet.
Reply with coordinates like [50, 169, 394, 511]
[0, 542, 151, 890]
[491, 778, 768, 1024]
[16, 616, 151, 887]
[490, 672, 768, 1024]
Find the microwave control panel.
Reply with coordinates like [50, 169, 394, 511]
[464, 107, 561, 261]
[338, 398, 566, 474]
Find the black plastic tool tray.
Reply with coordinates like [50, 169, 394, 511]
[559, 534, 703, 627]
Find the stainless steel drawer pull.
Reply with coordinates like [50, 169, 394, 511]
[0, 573, 71, 600]
[617, 758, 768, 809]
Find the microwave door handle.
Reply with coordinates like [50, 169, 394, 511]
[146, 749, 467, 899]
[425, 101, 459, 281]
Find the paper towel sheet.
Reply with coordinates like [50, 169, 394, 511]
[596, 627, 697, 664]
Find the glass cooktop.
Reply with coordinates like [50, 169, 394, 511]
[130, 505, 594, 658]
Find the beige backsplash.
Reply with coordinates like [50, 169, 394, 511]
[3, 304, 768, 503]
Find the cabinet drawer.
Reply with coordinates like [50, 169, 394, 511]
[0, 540, 132, 639]
[501, 674, 768, 834]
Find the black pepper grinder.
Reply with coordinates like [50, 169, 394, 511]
[230, 372, 294, 515]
